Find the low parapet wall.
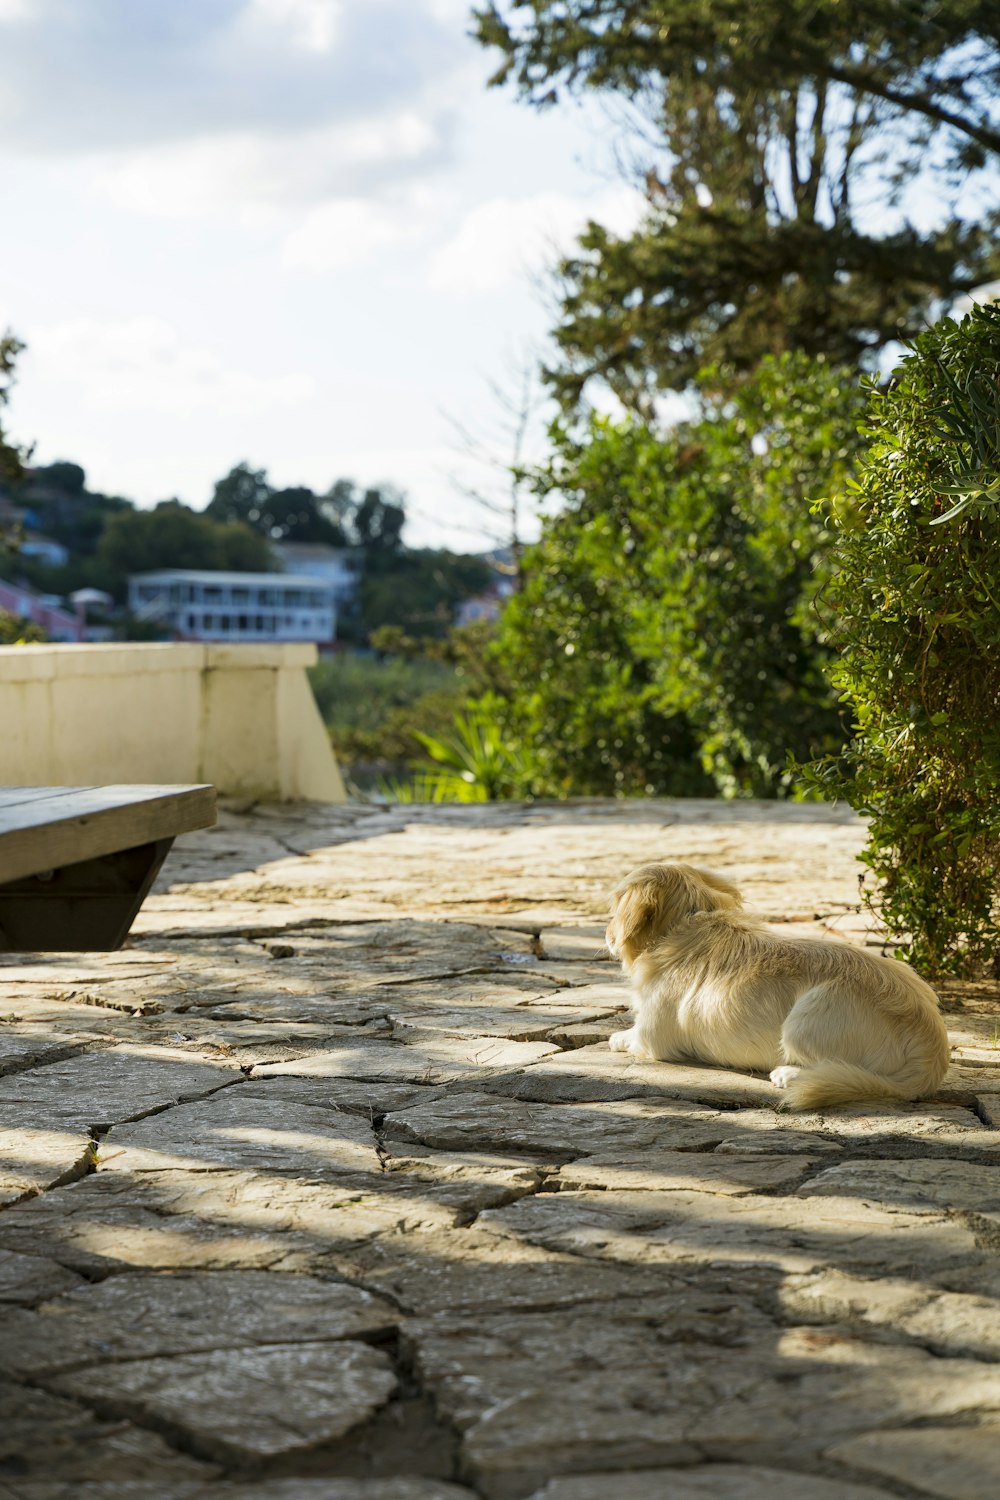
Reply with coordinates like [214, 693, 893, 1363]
[0, 642, 346, 802]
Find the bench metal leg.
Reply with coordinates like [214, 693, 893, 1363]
[0, 838, 174, 952]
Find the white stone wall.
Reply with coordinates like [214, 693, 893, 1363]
[0, 641, 346, 801]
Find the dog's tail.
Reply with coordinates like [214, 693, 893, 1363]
[780, 1059, 939, 1111]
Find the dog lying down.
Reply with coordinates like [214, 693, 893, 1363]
[606, 862, 950, 1110]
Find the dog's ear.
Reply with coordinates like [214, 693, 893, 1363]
[609, 863, 743, 964]
[685, 866, 742, 911]
[609, 865, 694, 963]
[609, 877, 665, 962]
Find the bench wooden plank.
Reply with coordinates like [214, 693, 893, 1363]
[0, 785, 217, 951]
[0, 785, 217, 884]
[0, 786, 90, 808]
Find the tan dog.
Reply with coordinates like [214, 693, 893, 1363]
[606, 862, 950, 1109]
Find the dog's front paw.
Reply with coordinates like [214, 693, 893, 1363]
[769, 1065, 801, 1089]
[609, 1028, 635, 1054]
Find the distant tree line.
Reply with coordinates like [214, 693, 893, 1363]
[0, 423, 494, 642]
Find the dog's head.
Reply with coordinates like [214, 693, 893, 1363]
[606, 862, 742, 968]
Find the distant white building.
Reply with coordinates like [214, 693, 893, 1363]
[128, 569, 336, 644]
[272, 542, 359, 605]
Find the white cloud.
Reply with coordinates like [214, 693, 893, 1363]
[951, 279, 1000, 316]
[241, 0, 343, 54]
[87, 108, 446, 222]
[0, 1, 465, 154]
[419, 0, 478, 20]
[28, 316, 315, 421]
[282, 195, 433, 272]
[426, 186, 647, 295]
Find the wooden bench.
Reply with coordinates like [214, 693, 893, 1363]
[0, 785, 216, 952]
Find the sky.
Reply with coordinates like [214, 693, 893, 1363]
[0, 0, 645, 551]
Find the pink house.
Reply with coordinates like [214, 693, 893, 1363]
[0, 580, 80, 641]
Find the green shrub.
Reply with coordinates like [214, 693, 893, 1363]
[0, 610, 45, 644]
[415, 701, 536, 801]
[813, 302, 1000, 974]
[478, 353, 863, 798]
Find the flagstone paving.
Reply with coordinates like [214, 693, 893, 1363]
[0, 797, 998, 1499]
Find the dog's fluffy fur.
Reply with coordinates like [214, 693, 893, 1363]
[606, 862, 950, 1110]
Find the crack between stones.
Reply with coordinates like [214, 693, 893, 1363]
[51, 989, 165, 1016]
[26, 1323, 474, 1488]
[969, 1093, 1000, 1128]
[19, 1326, 401, 1382]
[131, 915, 393, 944]
[0, 1035, 106, 1080]
[88, 1069, 250, 1138]
[455, 1165, 553, 1232]
[812, 1456, 949, 1500]
[959, 1207, 1000, 1251]
[0, 1074, 251, 1215]
[0, 1139, 98, 1213]
[370, 1109, 390, 1174]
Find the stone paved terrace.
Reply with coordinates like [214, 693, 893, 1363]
[1, 798, 999, 1500]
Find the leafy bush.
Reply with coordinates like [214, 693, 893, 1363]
[415, 702, 536, 801]
[479, 353, 864, 797]
[0, 610, 46, 644]
[473, 458, 711, 798]
[812, 303, 1000, 974]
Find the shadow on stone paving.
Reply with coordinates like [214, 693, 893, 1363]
[0, 803, 998, 1498]
[0, 1139, 998, 1496]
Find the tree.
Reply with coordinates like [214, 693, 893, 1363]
[479, 497, 712, 797]
[204, 462, 272, 528]
[268, 485, 348, 544]
[0, 333, 27, 490]
[34, 461, 85, 496]
[96, 500, 273, 599]
[353, 487, 406, 561]
[809, 301, 1000, 974]
[214, 520, 275, 572]
[476, 353, 865, 796]
[475, 3, 1000, 165]
[206, 463, 348, 545]
[20, 463, 133, 562]
[474, 2, 1000, 409]
[444, 358, 546, 588]
[361, 549, 494, 640]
